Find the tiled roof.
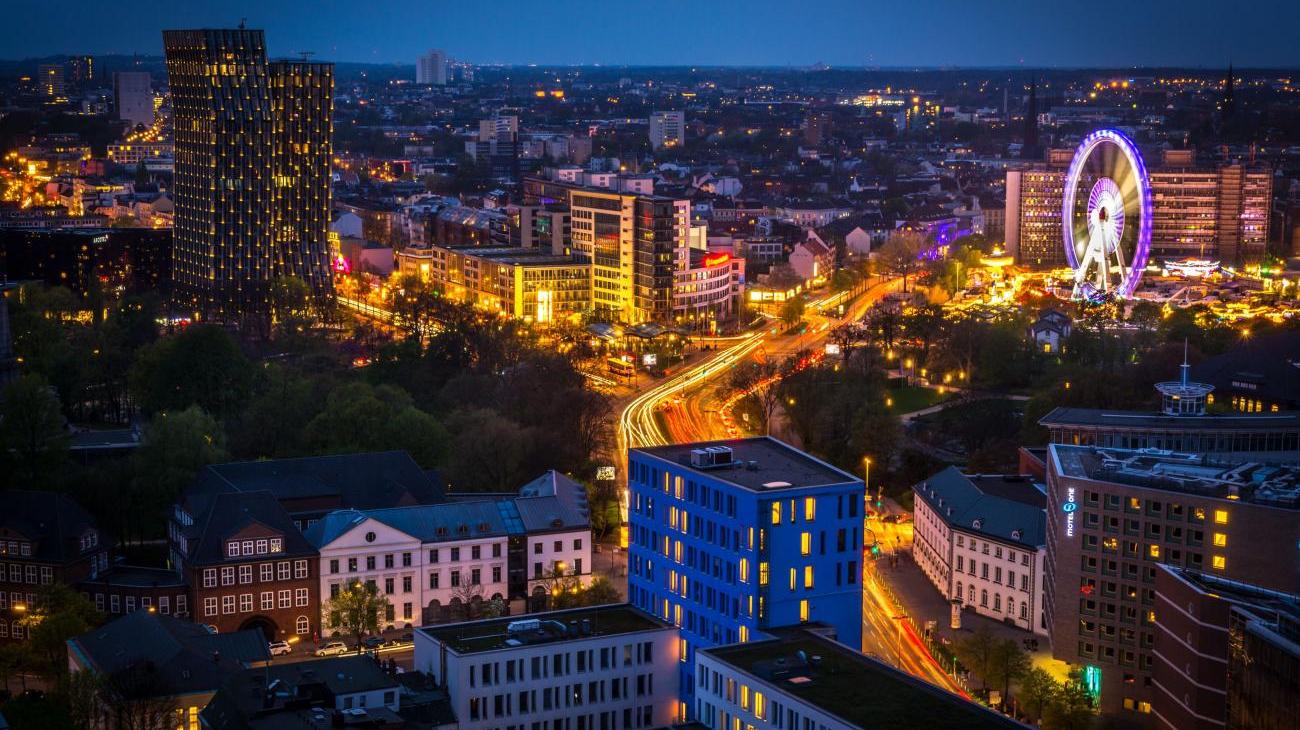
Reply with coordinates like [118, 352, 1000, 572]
[189, 451, 444, 516]
[187, 490, 316, 565]
[913, 467, 1046, 548]
[69, 611, 268, 698]
[0, 490, 99, 564]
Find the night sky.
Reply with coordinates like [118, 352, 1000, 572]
[5, 0, 1298, 67]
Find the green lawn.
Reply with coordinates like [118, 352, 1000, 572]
[888, 385, 951, 414]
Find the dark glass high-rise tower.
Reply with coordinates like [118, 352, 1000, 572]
[163, 29, 334, 323]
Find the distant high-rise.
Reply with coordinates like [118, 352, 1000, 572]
[1021, 79, 1041, 160]
[417, 49, 447, 85]
[37, 64, 65, 101]
[1005, 148, 1271, 268]
[163, 28, 334, 323]
[649, 110, 685, 150]
[113, 71, 153, 128]
[68, 55, 95, 87]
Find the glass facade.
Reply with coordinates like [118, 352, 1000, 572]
[163, 29, 334, 323]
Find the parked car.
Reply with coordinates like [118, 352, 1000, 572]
[268, 641, 292, 657]
[315, 641, 349, 657]
[361, 636, 386, 650]
[398, 631, 414, 644]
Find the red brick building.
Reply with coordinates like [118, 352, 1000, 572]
[170, 490, 319, 642]
[0, 490, 109, 642]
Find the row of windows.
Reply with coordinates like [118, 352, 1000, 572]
[202, 560, 307, 587]
[0, 564, 53, 585]
[955, 555, 1030, 590]
[468, 677, 658, 722]
[92, 592, 188, 616]
[470, 641, 658, 690]
[202, 589, 309, 616]
[224, 538, 284, 558]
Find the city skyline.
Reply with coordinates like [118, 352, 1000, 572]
[4, 0, 1300, 68]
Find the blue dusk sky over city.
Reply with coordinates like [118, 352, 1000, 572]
[5, 0, 1300, 66]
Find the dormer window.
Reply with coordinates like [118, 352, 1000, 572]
[20, 542, 31, 557]
[256, 538, 268, 554]
[80, 531, 98, 551]
[242, 540, 254, 556]
[227, 541, 240, 558]
[269, 538, 283, 554]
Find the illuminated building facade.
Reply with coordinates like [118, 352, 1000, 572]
[0, 228, 172, 300]
[628, 438, 865, 714]
[398, 244, 590, 323]
[673, 249, 744, 325]
[163, 29, 334, 322]
[1006, 149, 1272, 269]
[1043, 444, 1300, 719]
[649, 111, 685, 150]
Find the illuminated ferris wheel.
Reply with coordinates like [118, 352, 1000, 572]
[1062, 129, 1152, 300]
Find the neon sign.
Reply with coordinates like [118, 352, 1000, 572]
[1063, 487, 1078, 537]
[703, 252, 731, 268]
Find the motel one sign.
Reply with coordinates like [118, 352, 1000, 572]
[1063, 487, 1078, 537]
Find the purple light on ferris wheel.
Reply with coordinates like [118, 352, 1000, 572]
[1062, 128, 1152, 299]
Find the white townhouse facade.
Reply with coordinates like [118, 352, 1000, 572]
[911, 468, 1050, 636]
[414, 605, 681, 730]
[309, 483, 593, 628]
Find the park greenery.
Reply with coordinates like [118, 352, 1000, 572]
[0, 277, 613, 542]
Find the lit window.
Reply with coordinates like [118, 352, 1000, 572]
[799, 599, 809, 622]
[800, 532, 811, 556]
[758, 562, 769, 586]
[1212, 555, 1226, 570]
[739, 559, 750, 584]
[771, 502, 781, 525]
[1214, 509, 1229, 525]
[1213, 533, 1227, 547]
[788, 569, 796, 591]
[1148, 544, 1160, 559]
[803, 566, 814, 589]
[804, 498, 816, 521]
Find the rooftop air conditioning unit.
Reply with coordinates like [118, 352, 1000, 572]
[690, 446, 734, 469]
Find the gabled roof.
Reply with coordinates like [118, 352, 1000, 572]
[186, 490, 316, 566]
[309, 500, 513, 548]
[68, 611, 268, 698]
[188, 451, 445, 517]
[0, 490, 99, 564]
[913, 467, 1046, 548]
[517, 470, 589, 520]
[512, 494, 588, 533]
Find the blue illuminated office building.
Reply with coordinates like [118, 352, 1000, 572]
[627, 437, 865, 713]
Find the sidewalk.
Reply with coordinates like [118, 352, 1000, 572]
[874, 551, 1069, 683]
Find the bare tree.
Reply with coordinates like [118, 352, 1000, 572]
[729, 360, 782, 435]
[102, 663, 179, 730]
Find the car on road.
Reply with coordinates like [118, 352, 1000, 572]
[315, 641, 349, 657]
[362, 636, 387, 650]
[268, 641, 292, 656]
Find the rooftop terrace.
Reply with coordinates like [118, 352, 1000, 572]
[1052, 445, 1300, 509]
[703, 629, 1027, 729]
[634, 437, 860, 492]
[419, 604, 670, 655]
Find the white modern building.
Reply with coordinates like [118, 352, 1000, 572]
[695, 627, 1028, 729]
[113, 71, 153, 127]
[414, 604, 682, 730]
[307, 472, 592, 629]
[911, 468, 1049, 636]
[649, 111, 685, 150]
[417, 49, 448, 85]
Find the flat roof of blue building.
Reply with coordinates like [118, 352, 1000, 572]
[632, 437, 860, 492]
